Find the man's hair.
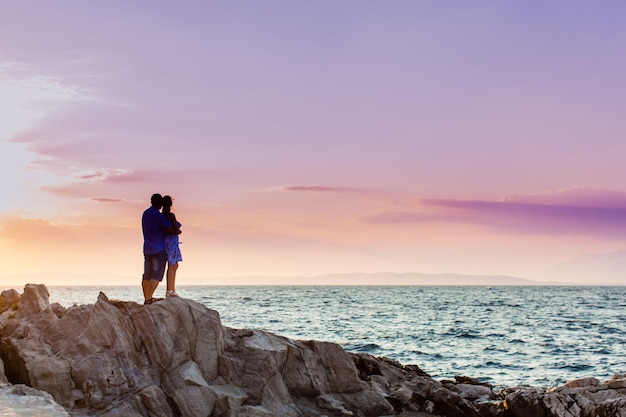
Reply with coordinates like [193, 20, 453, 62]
[151, 193, 163, 206]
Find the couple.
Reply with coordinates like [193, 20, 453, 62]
[141, 193, 183, 304]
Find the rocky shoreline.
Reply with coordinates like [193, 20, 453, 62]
[0, 284, 625, 417]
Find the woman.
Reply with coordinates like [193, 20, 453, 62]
[162, 195, 182, 297]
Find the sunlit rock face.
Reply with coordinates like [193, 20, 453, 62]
[0, 384, 70, 417]
[0, 284, 625, 417]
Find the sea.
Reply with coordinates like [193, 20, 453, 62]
[31, 285, 626, 389]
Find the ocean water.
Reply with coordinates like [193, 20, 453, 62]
[31, 286, 626, 389]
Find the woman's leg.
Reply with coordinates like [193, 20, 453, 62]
[166, 262, 178, 292]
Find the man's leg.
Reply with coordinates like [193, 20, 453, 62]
[142, 254, 153, 301]
[145, 279, 160, 300]
[142, 279, 150, 300]
[144, 251, 167, 302]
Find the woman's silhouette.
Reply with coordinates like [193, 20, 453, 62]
[162, 195, 182, 297]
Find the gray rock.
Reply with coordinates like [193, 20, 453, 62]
[0, 289, 20, 314]
[16, 284, 52, 318]
[210, 384, 249, 416]
[226, 405, 277, 417]
[138, 384, 175, 417]
[0, 384, 70, 417]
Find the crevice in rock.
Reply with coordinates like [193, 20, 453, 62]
[0, 339, 30, 385]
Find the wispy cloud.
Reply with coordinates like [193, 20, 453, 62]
[364, 188, 626, 238]
[502, 187, 626, 209]
[78, 171, 107, 180]
[282, 185, 361, 193]
[91, 197, 123, 203]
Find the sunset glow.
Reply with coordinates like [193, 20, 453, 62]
[3, 2, 626, 286]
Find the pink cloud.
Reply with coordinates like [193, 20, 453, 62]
[78, 172, 107, 180]
[502, 187, 626, 209]
[363, 189, 626, 239]
[283, 185, 360, 193]
[91, 197, 123, 203]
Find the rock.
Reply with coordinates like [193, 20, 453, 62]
[446, 383, 495, 401]
[543, 390, 582, 417]
[172, 385, 216, 417]
[0, 289, 20, 314]
[0, 357, 8, 384]
[226, 405, 277, 417]
[317, 393, 355, 416]
[389, 385, 414, 406]
[340, 389, 396, 417]
[306, 340, 368, 394]
[427, 384, 483, 417]
[607, 378, 626, 389]
[421, 400, 436, 413]
[0, 384, 70, 416]
[16, 284, 52, 318]
[27, 356, 73, 408]
[162, 361, 216, 417]
[138, 385, 175, 417]
[563, 376, 600, 388]
[504, 388, 547, 417]
[210, 384, 249, 416]
[596, 397, 626, 417]
[502, 377, 626, 417]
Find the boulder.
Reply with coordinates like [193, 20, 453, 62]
[138, 384, 175, 417]
[0, 384, 70, 416]
[0, 289, 20, 314]
[210, 384, 249, 416]
[16, 284, 52, 318]
[501, 374, 626, 417]
[504, 388, 547, 417]
[226, 405, 277, 417]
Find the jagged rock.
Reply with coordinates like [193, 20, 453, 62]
[596, 397, 626, 417]
[0, 289, 20, 314]
[16, 284, 52, 318]
[137, 384, 175, 417]
[501, 374, 626, 417]
[562, 377, 600, 388]
[442, 377, 495, 404]
[0, 383, 70, 416]
[27, 356, 73, 408]
[2, 284, 626, 417]
[210, 384, 249, 416]
[504, 388, 547, 417]
[226, 405, 276, 417]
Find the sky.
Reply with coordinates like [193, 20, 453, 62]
[2, 1, 626, 286]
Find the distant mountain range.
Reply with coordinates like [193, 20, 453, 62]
[3, 256, 626, 286]
[0, 272, 538, 287]
[184, 272, 539, 286]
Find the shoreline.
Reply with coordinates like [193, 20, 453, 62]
[1, 284, 625, 416]
[3, 284, 621, 390]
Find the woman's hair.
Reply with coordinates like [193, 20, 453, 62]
[162, 195, 173, 213]
[162, 195, 177, 228]
[163, 195, 180, 233]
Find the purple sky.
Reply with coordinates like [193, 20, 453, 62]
[2, 2, 626, 284]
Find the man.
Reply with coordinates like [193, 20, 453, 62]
[141, 193, 173, 304]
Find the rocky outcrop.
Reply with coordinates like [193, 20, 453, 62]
[0, 383, 71, 416]
[0, 284, 625, 417]
[503, 375, 626, 417]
